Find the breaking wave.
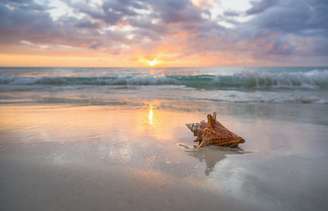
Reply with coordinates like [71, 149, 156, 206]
[1, 70, 328, 90]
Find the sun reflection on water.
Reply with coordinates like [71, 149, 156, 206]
[148, 104, 154, 125]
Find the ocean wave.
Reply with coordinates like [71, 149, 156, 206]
[1, 70, 328, 90]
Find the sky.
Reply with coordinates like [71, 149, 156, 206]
[0, 0, 328, 67]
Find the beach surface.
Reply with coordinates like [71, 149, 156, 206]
[1, 101, 328, 211]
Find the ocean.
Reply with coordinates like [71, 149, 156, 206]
[0, 67, 328, 105]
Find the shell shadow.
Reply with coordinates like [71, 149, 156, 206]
[185, 145, 248, 176]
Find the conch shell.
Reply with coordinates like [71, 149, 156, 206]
[186, 112, 245, 148]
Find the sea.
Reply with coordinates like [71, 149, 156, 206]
[0, 66, 328, 105]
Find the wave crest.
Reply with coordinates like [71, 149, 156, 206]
[1, 70, 328, 90]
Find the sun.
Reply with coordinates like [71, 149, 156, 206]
[138, 56, 162, 67]
[146, 58, 160, 67]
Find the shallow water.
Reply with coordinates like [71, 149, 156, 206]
[0, 101, 327, 211]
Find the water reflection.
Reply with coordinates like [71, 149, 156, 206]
[0, 104, 202, 144]
[148, 104, 154, 125]
[187, 146, 245, 176]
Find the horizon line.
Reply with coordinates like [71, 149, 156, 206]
[1, 65, 328, 69]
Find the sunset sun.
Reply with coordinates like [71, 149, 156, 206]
[146, 58, 160, 67]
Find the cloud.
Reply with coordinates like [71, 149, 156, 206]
[0, 1, 56, 43]
[246, 0, 278, 15]
[0, 0, 327, 66]
[241, 0, 328, 57]
[223, 10, 242, 17]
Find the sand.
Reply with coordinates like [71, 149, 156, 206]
[0, 102, 328, 211]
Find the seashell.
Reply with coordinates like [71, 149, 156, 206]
[186, 112, 245, 148]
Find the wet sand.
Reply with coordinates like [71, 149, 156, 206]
[0, 103, 328, 211]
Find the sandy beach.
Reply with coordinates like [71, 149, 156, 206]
[1, 102, 327, 211]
